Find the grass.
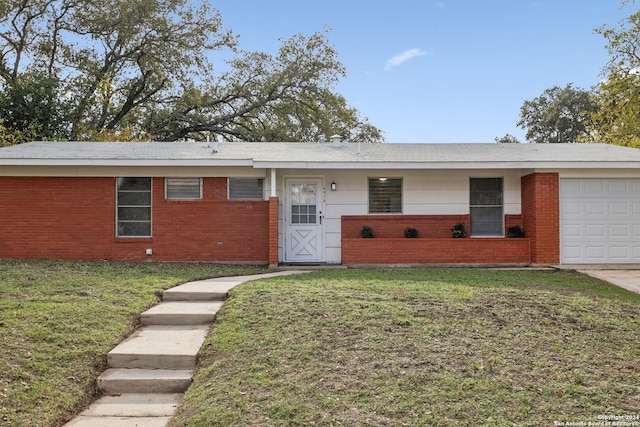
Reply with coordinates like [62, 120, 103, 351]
[171, 268, 640, 427]
[0, 259, 267, 427]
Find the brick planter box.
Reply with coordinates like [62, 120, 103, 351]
[342, 237, 531, 265]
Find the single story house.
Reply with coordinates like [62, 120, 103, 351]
[1, 140, 640, 266]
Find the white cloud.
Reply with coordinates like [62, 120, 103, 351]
[434, 2, 445, 8]
[385, 48, 430, 70]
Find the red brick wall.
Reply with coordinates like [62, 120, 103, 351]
[521, 173, 559, 263]
[342, 238, 530, 264]
[342, 215, 470, 239]
[0, 177, 269, 262]
[342, 214, 524, 239]
[268, 196, 279, 267]
[341, 214, 530, 264]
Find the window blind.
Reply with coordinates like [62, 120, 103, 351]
[368, 178, 402, 213]
[470, 178, 503, 236]
[228, 178, 264, 200]
[165, 178, 202, 200]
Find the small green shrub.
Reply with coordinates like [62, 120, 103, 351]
[404, 227, 419, 238]
[451, 223, 466, 238]
[360, 226, 374, 238]
[507, 225, 525, 238]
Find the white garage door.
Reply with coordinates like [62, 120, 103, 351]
[560, 178, 640, 264]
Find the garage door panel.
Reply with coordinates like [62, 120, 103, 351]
[585, 224, 605, 237]
[609, 224, 629, 237]
[562, 246, 583, 262]
[561, 180, 581, 193]
[585, 180, 605, 193]
[585, 246, 606, 259]
[610, 247, 630, 259]
[586, 202, 605, 215]
[561, 224, 582, 238]
[561, 178, 640, 264]
[607, 180, 629, 193]
[562, 201, 582, 215]
[609, 202, 630, 215]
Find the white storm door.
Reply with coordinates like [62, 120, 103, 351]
[284, 179, 324, 262]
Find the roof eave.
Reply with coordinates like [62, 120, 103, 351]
[0, 159, 255, 167]
[1, 159, 640, 170]
[253, 160, 640, 169]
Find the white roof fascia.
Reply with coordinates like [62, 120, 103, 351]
[251, 160, 640, 170]
[3, 159, 640, 170]
[0, 159, 254, 167]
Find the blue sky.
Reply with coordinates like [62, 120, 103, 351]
[213, 1, 631, 143]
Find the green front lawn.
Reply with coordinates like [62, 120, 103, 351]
[171, 268, 640, 426]
[0, 260, 267, 426]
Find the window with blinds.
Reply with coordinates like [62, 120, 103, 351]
[368, 178, 402, 213]
[470, 178, 503, 236]
[165, 178, 202, 200]
[228, 178, 264, 200]
[116, 177, 151, 237]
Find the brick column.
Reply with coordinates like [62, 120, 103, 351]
[521, 173, 560, 264]
[268, 196, 279, 268]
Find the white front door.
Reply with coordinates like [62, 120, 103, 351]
[284, 179, 324, 263]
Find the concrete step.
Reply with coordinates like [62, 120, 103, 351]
[98, 369, 194, 394]
[162, 279, 241, 301]
[140, 301, 224, 325]
[64, 416, 172, 427]
[70, 393, 182, 420]
[64, 271, 311, 427]
[107, 325, 209, 370]
[160, 272, 299, 302]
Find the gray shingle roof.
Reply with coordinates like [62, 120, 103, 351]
[1, 141, 640, 169]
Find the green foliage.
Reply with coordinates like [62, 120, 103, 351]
[0, 1, 383, 143]
[517, 84, 597, 143]
[0, 123, 39, 146]
[585, 9, 640, 147]
[587, 72, 640, 147]
[147, 29, 383, 142]
[360, 225, 374, 238]
[404, 227, 419, 238]
[494, 133, 521, 143]
[507, 225, 525, 238]
[0, 73, 71, 142]
[451, 222, 466, 238]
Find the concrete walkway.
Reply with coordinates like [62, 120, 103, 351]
[555, 264, 640, 294]
[575, 269, 640, 294]
[64, 270, 308, 427]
